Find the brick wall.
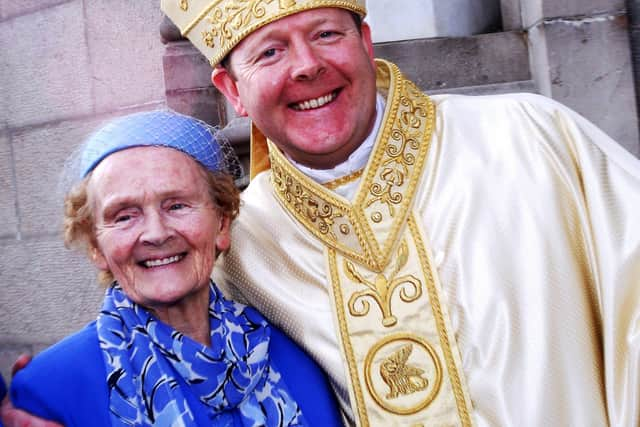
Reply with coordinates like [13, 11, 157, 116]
[0, 0, 166, 382]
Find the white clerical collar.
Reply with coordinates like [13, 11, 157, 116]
[288, 93, 386, 185]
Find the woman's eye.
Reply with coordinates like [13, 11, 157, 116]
[114, 214, 131, 223]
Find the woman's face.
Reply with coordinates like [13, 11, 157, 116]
[87, 146, 230, 309]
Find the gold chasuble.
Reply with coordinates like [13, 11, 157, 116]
[215, 59, 640, 426]
[267, 60, 473, 425]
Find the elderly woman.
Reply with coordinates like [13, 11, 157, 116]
[9, 111, 342, 426]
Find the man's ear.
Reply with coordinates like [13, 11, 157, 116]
[360, 22, 375, 65]
[211, 67, 248, 116]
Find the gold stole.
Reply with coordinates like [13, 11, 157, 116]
[268, 60, 474, 426]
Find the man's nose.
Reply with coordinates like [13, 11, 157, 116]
[290, 40, 324, 81]
[140, 211, 173, 246]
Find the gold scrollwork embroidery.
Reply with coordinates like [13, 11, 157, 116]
[366, 164, 404, 220]
[279, 0, 297, 7]
[272, 164, 343, 240]
[400, 90, 427, 129]
[179, 0, 189, 11]
[364, 334, 442, 415]
[381, 344, 429, 399]
[345, 240, 422, 327]
[365, 91, 427, 221]
[202, 0, 274, 50]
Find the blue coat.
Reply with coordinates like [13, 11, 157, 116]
[11, 321, 342, 426]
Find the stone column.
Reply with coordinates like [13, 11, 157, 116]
[504, 0, 639, 155]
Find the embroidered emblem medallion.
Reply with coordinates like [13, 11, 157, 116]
[364, 334, 442, 415]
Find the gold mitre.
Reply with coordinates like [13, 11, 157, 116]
[161, 0, 367, 67]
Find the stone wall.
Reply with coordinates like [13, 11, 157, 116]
[0, 0, 167, 382]
[366, 0, 502, 43]
[505, 0, 639, 155]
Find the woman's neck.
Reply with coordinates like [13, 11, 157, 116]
[149, 287, 212, 346]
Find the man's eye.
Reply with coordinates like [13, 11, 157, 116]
[262, 48, 276, 58]
[319, 31, 336, 38]
[169, 203, 186, 211]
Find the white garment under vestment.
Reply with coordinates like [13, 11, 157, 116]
[214, 61, 640, 426]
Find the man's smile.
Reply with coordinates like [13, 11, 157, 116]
[290, 90, 339, 111]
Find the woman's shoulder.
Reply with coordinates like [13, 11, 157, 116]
[10, 321, 110, 425]
[13, 322, 103, 380]
[269, 326, 343, 426]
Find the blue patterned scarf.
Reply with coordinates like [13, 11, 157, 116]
[97, 281, 306, 426]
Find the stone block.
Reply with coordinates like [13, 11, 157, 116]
[0, 237, 103, 344]
[501, 0, 523, 30]
[0, 76, 7, 134]
[542, 0, 625, 20]
[522, 0, 625, 28]
[433, 0, 502, 36]
[367, 0, 501, 41]
[367, 0, 438, 42]
[166, 87, 227, 127]
[520, 0, 544, 29]
[163, 41, 212, 92]
[0, 0, 67, 20]
[85, 0, 166, 112]
[535, 15, 639, 156]
[374, 31, 530, 92]
[13, 118, 104, 236]
[0, 134, 18, 238]
[0, 1, 93, 127]
[428, 80, 538, 96]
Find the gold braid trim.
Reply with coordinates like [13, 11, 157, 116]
[323, 168, 364, 190]
[328, 248, 370, 426]
[409, 215, 474, 426]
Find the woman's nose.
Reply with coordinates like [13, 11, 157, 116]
[140, 211, 173, 246]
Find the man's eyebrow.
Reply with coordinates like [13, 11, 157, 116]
[241, 17, 332, 49]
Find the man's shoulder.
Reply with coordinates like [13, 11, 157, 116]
[430, 92, 563, 113]
[239, 172, 280, 215]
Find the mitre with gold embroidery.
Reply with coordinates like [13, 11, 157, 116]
[161, 0, 367, 67]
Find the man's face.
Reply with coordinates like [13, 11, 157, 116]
[212, 8, 378, 169]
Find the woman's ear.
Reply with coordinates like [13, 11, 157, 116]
[211, 67, 248, 116]
[90, 245, 109, 271]
[214, 215, 232, 253]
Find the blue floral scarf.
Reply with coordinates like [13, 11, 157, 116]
[97, 281, 305, 426]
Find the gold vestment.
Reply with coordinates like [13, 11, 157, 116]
[214, 60, 640, 426]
